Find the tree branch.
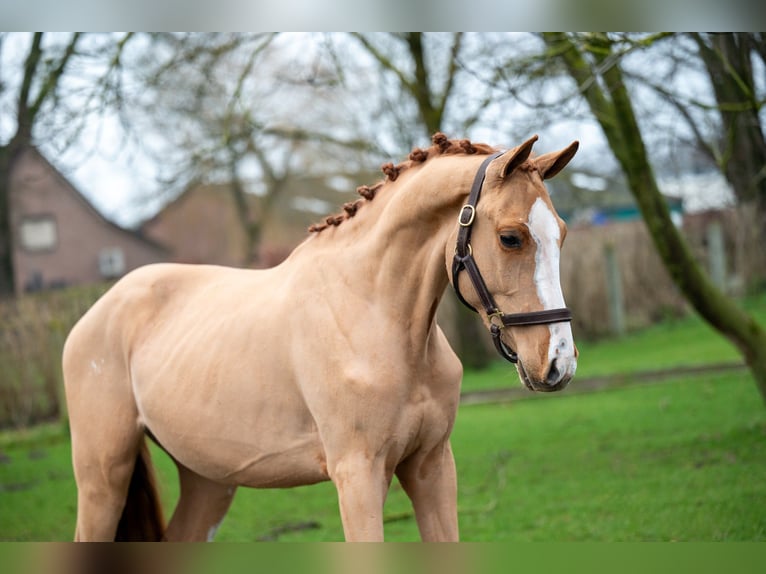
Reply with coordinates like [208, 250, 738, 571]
[28, 33, 81, 119]
[351, 33, 416, 95]
[222, 34, 277, 146]
[541, 33, 624, 150]
[623, 69, 719, 165]
[436, 33, 463, 122]
[259, 125, 385, 155]
[17, 33, 44, 134]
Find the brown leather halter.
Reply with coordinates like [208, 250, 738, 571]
[451, 151, 573, 364]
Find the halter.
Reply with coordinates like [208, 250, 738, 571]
[451, 151, 573, 364]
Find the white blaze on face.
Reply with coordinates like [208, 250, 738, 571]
[527, 198, 577, 372]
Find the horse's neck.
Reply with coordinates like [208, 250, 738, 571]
[302, 155, 482, 344]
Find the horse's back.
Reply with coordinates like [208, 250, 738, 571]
[71, 261, 258, 327]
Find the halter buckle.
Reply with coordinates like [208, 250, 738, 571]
[458, 205, 476, 227]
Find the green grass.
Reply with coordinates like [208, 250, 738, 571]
[453, 371, 766, 541]
[462, 291, 766, 392]
[1, 369, 764, 541]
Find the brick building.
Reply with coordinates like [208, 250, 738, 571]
[8, 146, 167, 294]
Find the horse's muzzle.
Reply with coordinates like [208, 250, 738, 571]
[518, 358, 575, 392]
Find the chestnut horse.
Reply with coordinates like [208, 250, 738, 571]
[63, 133, 578, 542]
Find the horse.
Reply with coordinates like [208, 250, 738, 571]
[62, 133, 579, 542]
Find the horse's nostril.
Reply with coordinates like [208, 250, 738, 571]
[546, 359, 561, 386]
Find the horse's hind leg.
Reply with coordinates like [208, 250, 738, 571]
[64, 332, 150, 542]
[69, 395, 144, 541]
[164, 462, 236, 541]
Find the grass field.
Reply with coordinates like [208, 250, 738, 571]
[1, 294, 765, 541]
[463, 291, 766, 392]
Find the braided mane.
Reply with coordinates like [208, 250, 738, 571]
[308, 133, 497, 233]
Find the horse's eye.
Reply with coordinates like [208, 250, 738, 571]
[499, 233, 523, 249]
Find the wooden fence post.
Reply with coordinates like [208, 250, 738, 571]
[707, 220, 727, 293]
[604, 243, 625, 336]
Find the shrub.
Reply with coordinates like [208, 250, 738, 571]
[0, 284, 108, 429]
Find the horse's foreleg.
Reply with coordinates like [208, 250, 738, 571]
[395, 441, 459, 542]
[330, 454, 389, 541]
[163, 463, 237, 542]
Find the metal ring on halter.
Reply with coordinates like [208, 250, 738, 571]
[487, 310, 505, 329]
[454, 243, 472, 257]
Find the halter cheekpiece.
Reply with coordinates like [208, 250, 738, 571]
[451, 151, 573, 363]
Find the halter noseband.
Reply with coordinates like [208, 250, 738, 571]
[451, 151, 573, 364]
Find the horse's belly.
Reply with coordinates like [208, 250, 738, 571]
[136, 374, 329, 488]
[148, 419, 329, 488]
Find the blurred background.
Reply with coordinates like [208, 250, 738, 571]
[1, 32, 765, 542]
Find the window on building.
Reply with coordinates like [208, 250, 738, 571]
[19, 216, 57, 252]
[98, 247, 126, 278]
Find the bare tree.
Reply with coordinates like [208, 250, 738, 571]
[145, 33, 281, 264]
[124, 33, 383, 266]
[0, 33, 149, 296]
[540, 32, 766, 404]
[685, 33, 766, 278]
[350, 33, 464, 139]
[690, 34, 766, 211]
[618, 33, 766, 277]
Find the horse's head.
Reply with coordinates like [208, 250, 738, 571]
[447, 136, 579, 392]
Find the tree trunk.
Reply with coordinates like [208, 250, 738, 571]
[695, 33, 766, 285]
[0, 140, 22, 297]
[695, 34, 766, 207]
[544, 33, 766, 404]
[0, 33, 80, 298]
[227, 170, 259, 266]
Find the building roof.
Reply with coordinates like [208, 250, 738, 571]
[16, 146, 169, 255]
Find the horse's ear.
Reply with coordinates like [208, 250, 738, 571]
[499, 135, 538, 178]
[535, 141, 579, 180]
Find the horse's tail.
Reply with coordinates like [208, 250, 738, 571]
[115, 436, 165, 541]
